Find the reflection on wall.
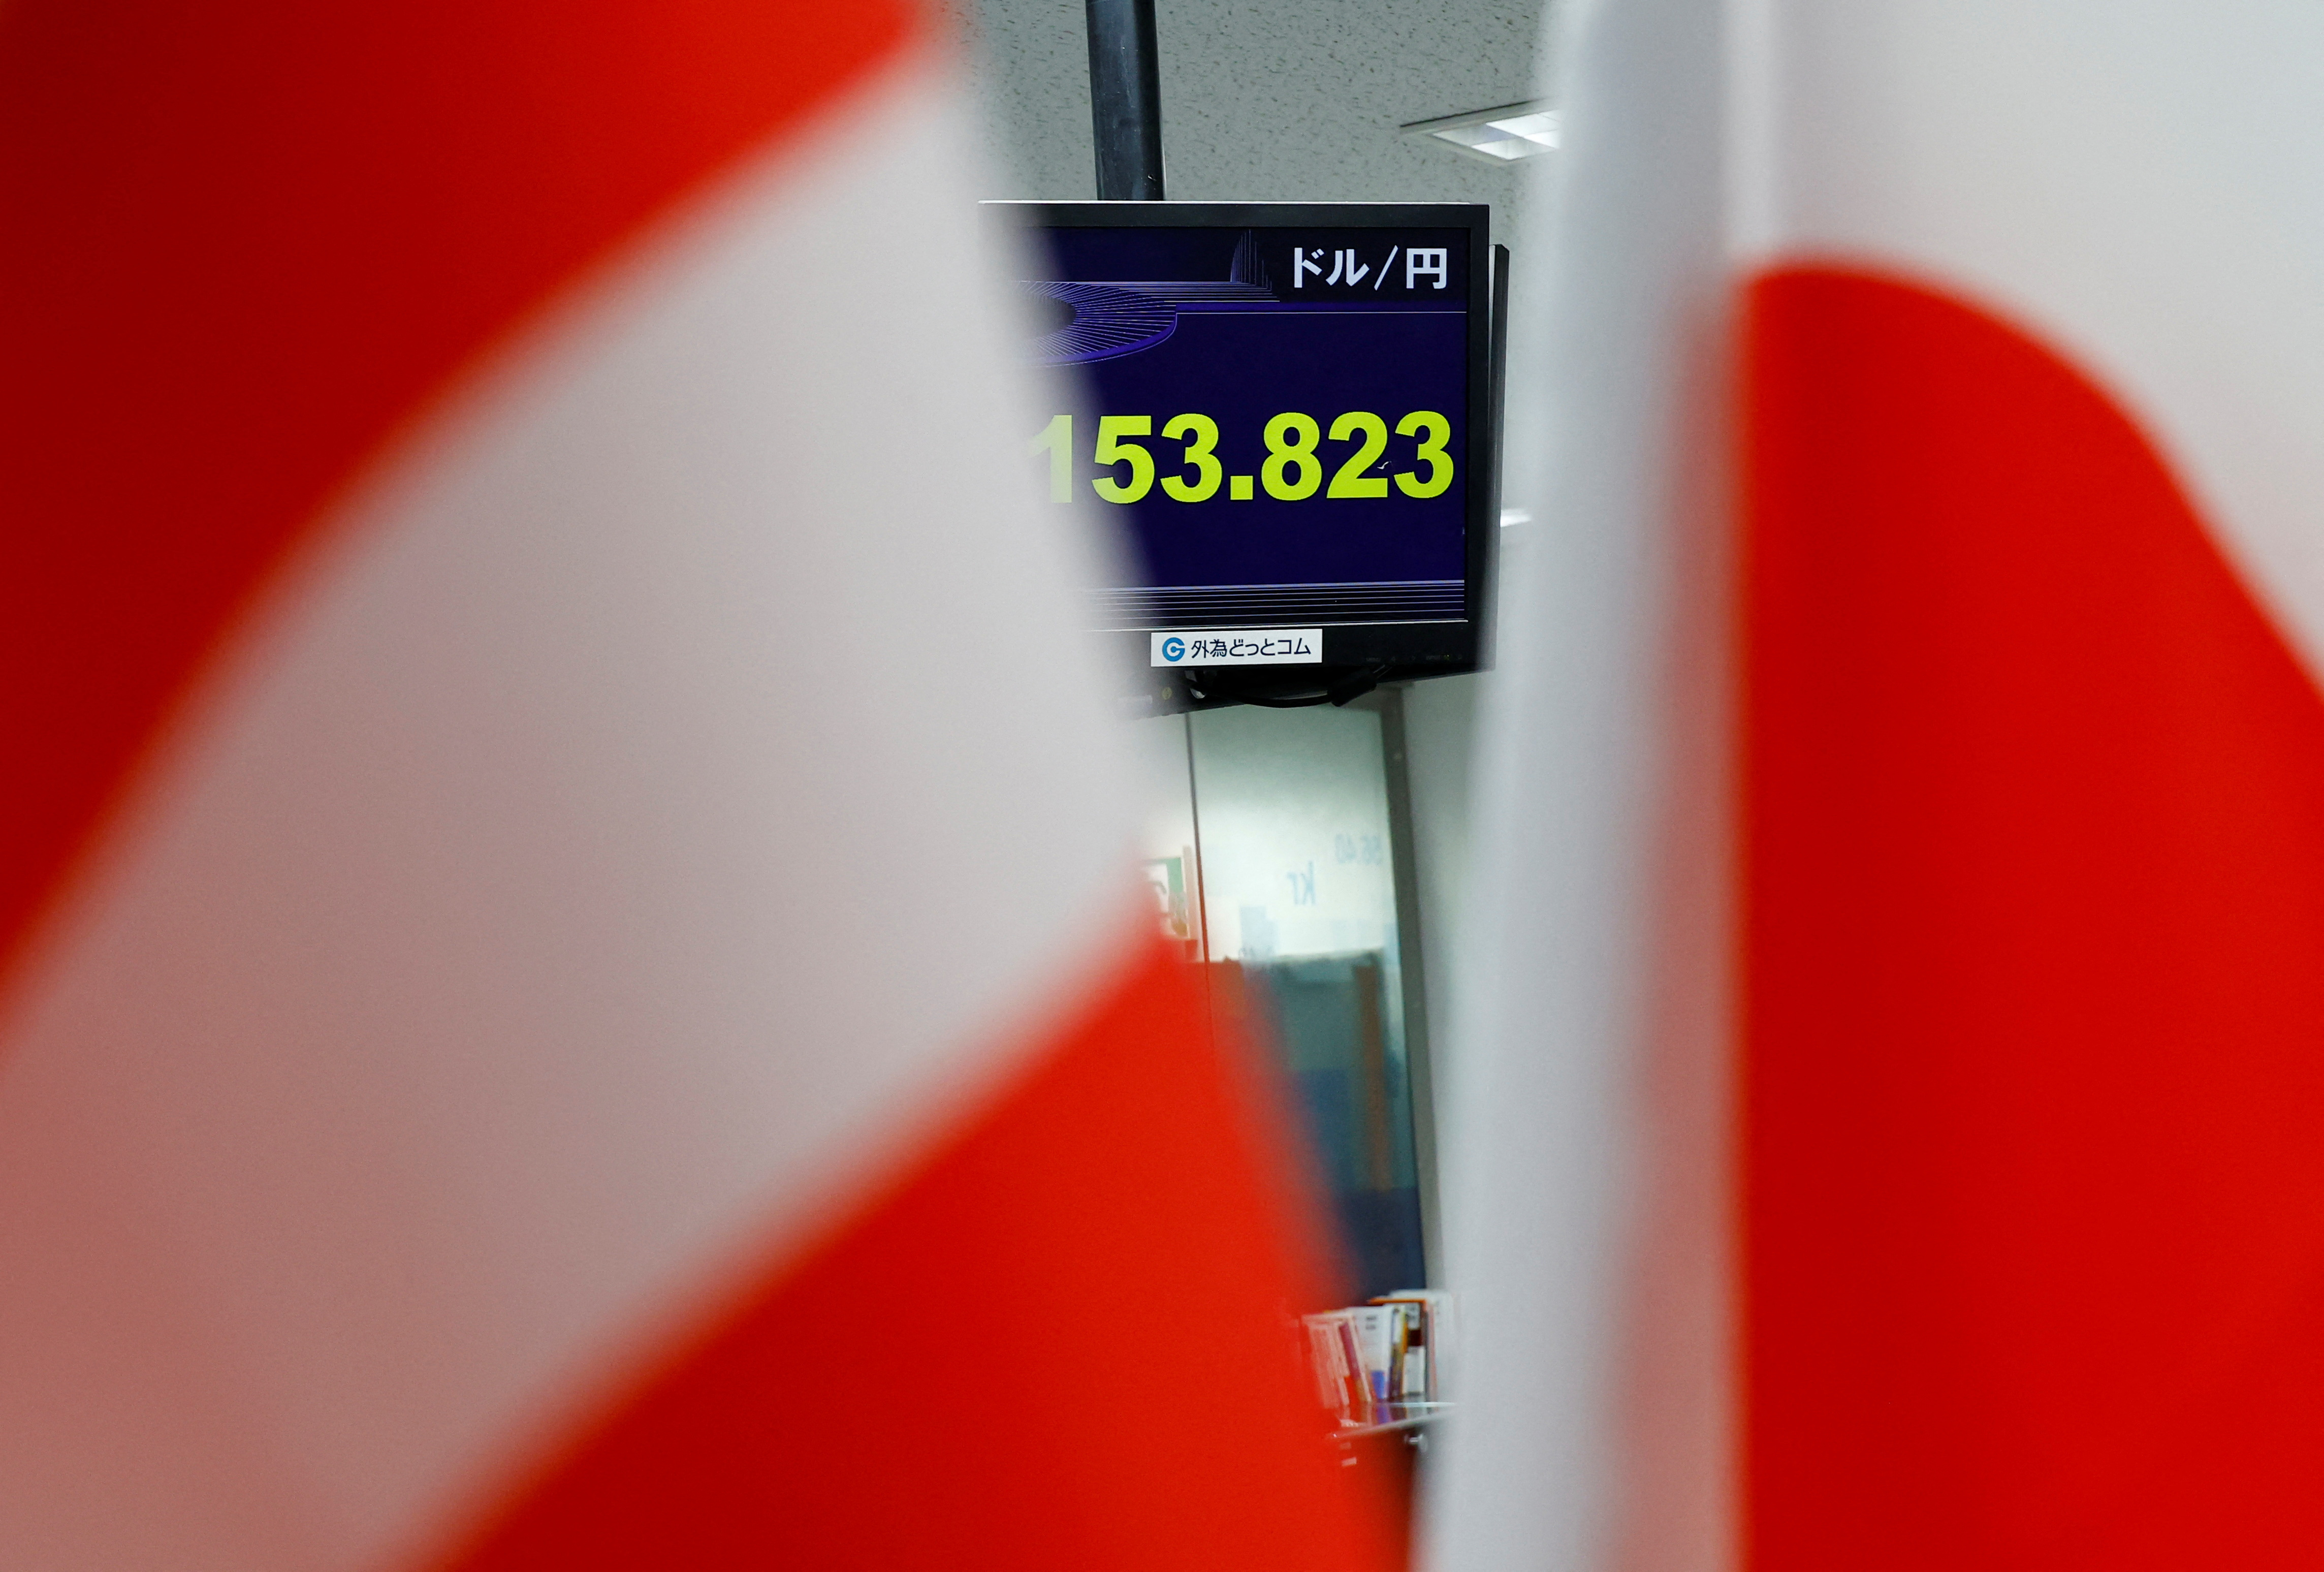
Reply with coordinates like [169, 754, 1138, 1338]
[1243, 954, 1423, 1299]
[1189, 706, 1396, 966]
[1127, 704, 1206, 962]
[1189, 705, 1424, 1302]
[1140, 851, 1198, 956]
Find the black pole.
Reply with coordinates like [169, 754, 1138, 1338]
[1482, 243, 1511, 670]
[1086, 0, 1164, 200]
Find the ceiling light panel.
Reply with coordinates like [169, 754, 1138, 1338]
[1403, 101, 1559, 163]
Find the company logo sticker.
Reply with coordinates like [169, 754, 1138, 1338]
[1149, 628, 1325, 668]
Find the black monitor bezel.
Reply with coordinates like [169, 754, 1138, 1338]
[986, 200, 1495, 704]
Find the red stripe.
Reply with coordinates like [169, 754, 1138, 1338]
[1743, 267, 2324, 1566]
[426, 942, 1399, 1572]
[0, 0, 910, 978]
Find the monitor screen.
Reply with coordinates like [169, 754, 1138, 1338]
[990, 202, 1496, 695]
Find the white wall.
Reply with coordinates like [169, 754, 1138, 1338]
[1187, 704, 1398, 966]
[1400, 670, 1483, 1095]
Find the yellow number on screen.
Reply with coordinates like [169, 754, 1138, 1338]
[1327, 411, 1390, 498]
[1161, 413, 1223, 502]
[1029, 413, 1072, 503]
[1092, 415, 1156, 504]
[1394, 410, 1454, 498]
[1262, 412, 1323, 501]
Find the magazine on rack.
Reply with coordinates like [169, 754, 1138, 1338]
[1302, 1291, 1454, 1426]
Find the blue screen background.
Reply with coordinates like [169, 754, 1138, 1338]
[1026, 226, 1472, 600]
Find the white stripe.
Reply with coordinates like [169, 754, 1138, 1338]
[1738, 0, 2324, 683]
[0, 58, 1135, 1572]
[1427, 0, 1737, 1570]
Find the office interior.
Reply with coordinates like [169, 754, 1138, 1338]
[945, 0, 1551, 1517]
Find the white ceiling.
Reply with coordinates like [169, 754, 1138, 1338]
[939, 0, 1554, 246]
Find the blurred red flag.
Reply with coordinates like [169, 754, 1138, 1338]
[1435, 3, 2324, 1570]
[0, 5, 1393, 1569]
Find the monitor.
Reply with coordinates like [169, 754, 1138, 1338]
[988, 201, 1499, 706]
